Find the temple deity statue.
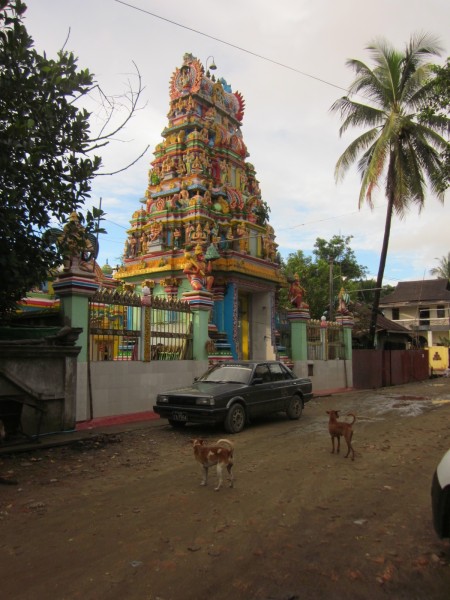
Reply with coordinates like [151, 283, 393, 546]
[177, 159, 186, 176]
[191, 154, 202, 172]
[190, 190, 203, 206]
[50, 211, 97, 274]
[236, 222, 248, 253]
[220, 159, 228, 184]
[183, 153, 192, 174]
[148, 221, 163, 244]
[179, 186, 190, 206]
[173, 228, 181, 248]
[191, 222, 206, 243]
[129, 235, 137, 257]
[337, 287, 351, 314]
[184, 221, 195, 243]
[183, 244, 214, 291]
[203, 188, 212, 205]
[139, 232, 147, 255]
[289, 274, 306, 309]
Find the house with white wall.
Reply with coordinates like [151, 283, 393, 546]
[379, 279, 450, 350]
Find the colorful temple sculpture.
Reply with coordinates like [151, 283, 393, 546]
[116, 53, 286, 360]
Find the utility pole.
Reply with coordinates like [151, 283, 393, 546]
[329, 257, 334, 322]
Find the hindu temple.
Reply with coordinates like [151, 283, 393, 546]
[116, 53, 286, 360]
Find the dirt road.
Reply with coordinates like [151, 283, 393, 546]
[1, 378, 450, 600]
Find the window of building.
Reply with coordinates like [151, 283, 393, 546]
[392, 307, 399, 320]
[437, 305, 445, 318]
[419, 307, 430, 327]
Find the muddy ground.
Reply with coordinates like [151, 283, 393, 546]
[1, 378, 450, 600]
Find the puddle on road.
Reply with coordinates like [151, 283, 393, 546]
[296, 391, 450, 436]
[362, 393, 450, 419]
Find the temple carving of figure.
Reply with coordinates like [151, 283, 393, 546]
[289, 274, 307, 309]
[337, 287, 351, 315]
[183, 245, 214, 291]
[45, 212, 97, 275]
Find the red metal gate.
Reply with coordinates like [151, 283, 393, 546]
[352, 349, 429, 389]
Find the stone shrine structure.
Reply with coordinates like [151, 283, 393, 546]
[117, 54, 285, 360]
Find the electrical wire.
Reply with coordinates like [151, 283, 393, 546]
[113, 0, 348, 93]
[104, 1, 410, 287]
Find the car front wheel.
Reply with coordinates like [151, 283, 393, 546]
[224, 403, 246, 434]
[286, 395, 302, 420]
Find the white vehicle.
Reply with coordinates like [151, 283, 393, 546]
[432, 449, 450, 538]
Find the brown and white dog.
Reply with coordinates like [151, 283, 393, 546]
[191, 438, 234, 491]
[326, 410, 356, 460]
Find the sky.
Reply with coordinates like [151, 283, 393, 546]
[24, 0, 450, 286]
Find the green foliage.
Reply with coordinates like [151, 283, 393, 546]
[253, 200, 271, 225]
[437, 336, 450, 347]
[420, 59, 450, 120]
[331, 33, 449, 347]
[430, 252, 450, 280]
[313, 235, 367, 280]
[280, 235, 368, 319]
[0, 0, 104, 318]
[351, 279, 395, 307]
[420, 58, 450, 191]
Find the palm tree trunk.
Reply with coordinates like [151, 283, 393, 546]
[368, 193, 395, 349]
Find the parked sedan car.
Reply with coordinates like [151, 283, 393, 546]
[432, 448, 450, 538]
[153, 360, 313, 434]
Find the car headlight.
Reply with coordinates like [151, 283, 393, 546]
[195, 397, 215, 406]
[158, 396, 169, 404]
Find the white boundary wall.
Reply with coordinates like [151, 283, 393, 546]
[76, 359, 352, 422]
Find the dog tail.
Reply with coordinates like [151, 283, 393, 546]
[216, 439, 234, 454]
[347, 413, 356, 424]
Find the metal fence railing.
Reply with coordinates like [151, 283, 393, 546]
[89, 288, 142, 361]
[88, 289, 193, 361]
[144, 295, 193, 361]
[88, 289, 344, 363]
[307, 321, 345, 361]
[327, 323, 346, 360]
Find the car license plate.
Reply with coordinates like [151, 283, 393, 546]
[171, 411, 187, 421]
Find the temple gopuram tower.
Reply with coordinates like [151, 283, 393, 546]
[116, 53, 285, 360]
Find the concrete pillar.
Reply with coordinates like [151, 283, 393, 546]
[335, 314, 354, 360]
[182, 291, 214, 360]
[53, 274, 99, 361]
[287, 307, 311, 361]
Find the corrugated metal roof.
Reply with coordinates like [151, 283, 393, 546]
[375, 313, 411, 333]
[380, 279, 450, 305]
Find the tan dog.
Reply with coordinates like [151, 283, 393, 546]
[191, 438, 234, 491]
[326, 410, 356, 460]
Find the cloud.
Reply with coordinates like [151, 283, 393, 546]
[24, 0, 450, 283]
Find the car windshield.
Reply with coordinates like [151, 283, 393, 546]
[200, 365, 253, 384]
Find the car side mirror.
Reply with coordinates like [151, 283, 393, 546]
[252, 377, 263, 385]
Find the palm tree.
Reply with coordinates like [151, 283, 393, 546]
[430, 252, 450, 280]
[331, 33, 449, 348]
